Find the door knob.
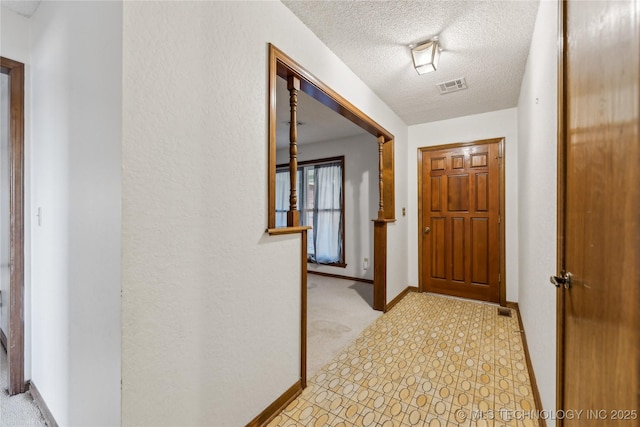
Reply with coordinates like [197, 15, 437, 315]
[424, 227, 431, 234]
[550, 271, 572, 289]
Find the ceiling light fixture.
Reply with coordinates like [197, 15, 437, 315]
[410, 38, 440, 75]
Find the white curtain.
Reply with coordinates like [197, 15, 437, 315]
[275, 170, 289, 227]
[312, 164, 342, 263]
[275, 169, 302, 227]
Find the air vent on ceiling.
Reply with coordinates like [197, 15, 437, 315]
[436, 78, 468, 95]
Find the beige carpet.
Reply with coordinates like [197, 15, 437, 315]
[0, 346, 46, 426]
[270, 292, 538, 427]
[307, 275, 382, 377]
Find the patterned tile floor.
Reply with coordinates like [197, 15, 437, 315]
[268, 292, 539, 427]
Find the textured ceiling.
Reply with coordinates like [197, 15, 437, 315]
[276, 76, 366, 149]
[1, 0, 41, 17]
[282, 0, 540, 125]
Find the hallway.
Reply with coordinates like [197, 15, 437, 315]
[269, 292, 538, 426]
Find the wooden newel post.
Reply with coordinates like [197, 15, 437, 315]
[377, 135, 385, 219]
[287, 75, 301, 227]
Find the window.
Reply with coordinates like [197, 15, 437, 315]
[276, 157, 345, 266]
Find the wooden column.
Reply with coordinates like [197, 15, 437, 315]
[287, 75, 301, 227]
[373, 220, 387, 311]
[377, 136, 385, 219]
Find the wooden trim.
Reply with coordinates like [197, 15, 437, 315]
[267, 225, 311, 236]
[1, 56, 26, 395]
[372, 220, 387, 311]
[0, 326, 6, 351]
[417, 147, 424, 293]
[417, 138, 506, 305]
[268, 43, 395, 230]
[286, 75, 301, 227]
[506, 302, 547, 427]
[498, 140, 506, 307]
[246, 381, 302, 427]
[271, 46, 393, 141]
[377, 136, 385, 219]
[385, 286, 418, 312]
[382, 138, 395, 220]
[555, 1, 567, 422]
[30, 381, 60, 427]
[308, 270, 373, 284]
[268, 46, 278, 229]
[300, 230, 307, 388]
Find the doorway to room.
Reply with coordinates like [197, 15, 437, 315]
[266, 44, 395, 390]
[1, 56, 26, 396]
[418, 138, 505, 304]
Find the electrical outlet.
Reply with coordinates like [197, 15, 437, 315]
[363, 258, 369, 270]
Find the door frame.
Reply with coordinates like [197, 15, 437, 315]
[417, 138, 506, 306]
[1, 56, 26, 395]
[555, 0, 567, 417]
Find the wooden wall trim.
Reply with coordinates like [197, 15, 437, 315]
[245, 381, 302, 427]
[555, 0, 567, 421]
[300, 230, 307, 388]
[506, 302, 547, 427]
[30, 381, 60, 427]
[385, 286, 418, 312]
[267, 43, 396, 230]
[372, 220, 387, 311]
[1, 56, 26, 395]
[267, 225, 311, 236]
[308, 270, 373, 285]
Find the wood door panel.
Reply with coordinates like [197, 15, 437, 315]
[475, 173, 489, 212]
[452, 155, 464, 169]
[431, 157, 445, 171]
[559, 1, 639, 424]
[451, 218, 465, 282]
[431, 217, 446, 279]
[430, 176, 442, 212]
[471, 152, 488, 168]
[447, 174, 469, 211]
[471, 218, 489, 285]
[420, 140, 502, 303]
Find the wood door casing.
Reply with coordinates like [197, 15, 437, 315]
[419, 139, 503, 303]
[558, 1, 639, 425]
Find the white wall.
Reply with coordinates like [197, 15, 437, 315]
[277, 134, 378, 280]
[517, 0, 558, 421]
[29, 1, 122, 425]
[1, 4, 32, 380]
[121, 2, 408, 425]
[408, 108, 519, 301]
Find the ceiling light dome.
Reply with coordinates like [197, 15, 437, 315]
[411, 39, 441, 74]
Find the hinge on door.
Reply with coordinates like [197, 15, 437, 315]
[498, 216, 501, 224]
[498, 274, 501, 283]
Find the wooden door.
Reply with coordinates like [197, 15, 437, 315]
[557, 1, 639, 425]
[419, 139, 503, 303]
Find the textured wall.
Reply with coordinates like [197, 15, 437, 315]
[517, 0, 558, 422]
[30, 1, 122, 425]
[122, 2, 408, 425]
[277, 134, 379, 281]
[407, 108, 520, 301]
